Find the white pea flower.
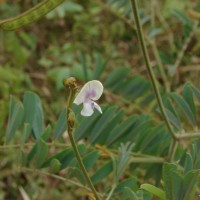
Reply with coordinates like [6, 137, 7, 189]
[73, 80, 103, 117]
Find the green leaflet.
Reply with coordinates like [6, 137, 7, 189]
[41, 149, 72, 168]
[189, 83, 200, 102]
[95, 110, 124, 144]
[67, 151, 100, 184]
[23, 91, 44, 139]
[78, 52, 88, 81]
[91, 161, 113, 184]
[6, 96, 24, 141]
[182, 83, 196, 119]
[165, 108, 182, 130]
[74, 111, 101, 141]
[163, 163, 182, 200]
[106, 115, 137, 146]
[181, 170, 199, 200]
[53, 108, 67, 140]
[183, 153, 193, 174]
[41, 125, 51, 141]
[88, 106, 118, 144]
[122, 187, 139, 200]
[162, 163, 199, 200]
[114, 177, 138, 194]
[27, 138, 48, 168]
[22, 123, 31, 145]
[68, 167, 86, 185]
[170, 93, 197, 126]
[104, 67, 130, 88]
[163, 95, 182, 130]
[67, 150, 100, 171]
[138, 124, 168, 153]
[50, 159, 62, 173]
[93, 53, 110, 79]
[122, 76, 150, 100]
[41, 144, 86, 170]
[140, 184, 165, 200]
[82, 151, 100, 170]
[0, 0, 64, 31]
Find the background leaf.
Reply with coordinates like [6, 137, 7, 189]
[23, 91, 44, 139]
[6, 96, 24, 141]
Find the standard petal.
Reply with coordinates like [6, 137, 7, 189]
[88, 80, 103, 101]
[73, 90, 85, 105]
[81, 102, 94, 117]
[93, 102, 102, 114]
[73, 80, 103, 105]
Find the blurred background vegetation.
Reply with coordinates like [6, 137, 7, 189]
[0, 0, 200, 199]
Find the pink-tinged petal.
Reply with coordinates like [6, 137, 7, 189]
[87, 80, 103, 101]
[73, 80, 103, 105]
[81, 102, 94, 117]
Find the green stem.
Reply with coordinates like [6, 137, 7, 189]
[149, 39, 170, 92]
[66, 85, 101, 200]
[129, 157, 165, 163]
[67, 130, 101, 200]
[177, 131, 200, 140]
[0, 142, 69, 150]
[106, 185, 116, 200]
[130, 0, 177, 141]
[168, 140, 178, 162]
[149, 0, 169, 91]
[22, 167, 97, 194]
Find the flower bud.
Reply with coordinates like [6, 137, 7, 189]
[63, 77, 77, 90]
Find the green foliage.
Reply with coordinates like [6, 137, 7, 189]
[163, 163, 199, 200]
[91, 161, 113, 184]
[164, 83, 200, 131]
[140, 184, 165, 200]
[6, 96, 24, 141]
[23, 91, 44, 139]
[53, 108, 67, 139]
[114, 177, 138, 194]
[1, 0, 200, 199]
[113, 142, 135, 182]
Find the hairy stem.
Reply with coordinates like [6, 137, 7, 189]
[130, 0, 177, 140]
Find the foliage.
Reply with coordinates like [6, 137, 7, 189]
[0, 0, 200, 200]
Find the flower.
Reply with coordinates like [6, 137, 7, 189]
[73, 80, 103, 117]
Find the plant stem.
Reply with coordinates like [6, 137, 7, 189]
[130, 0, 177, 140]
[177, 131, 200, 140]
[22, 167, 97, 194]
[106, 185, 116, 200]
[67, 130, 101, 200]
[149, 38, 170, 92]
[64, 80, 101, 200]
[129, 157, 165, 163]
[168, 140, 178, 162]
[149, 0, 169, 92]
